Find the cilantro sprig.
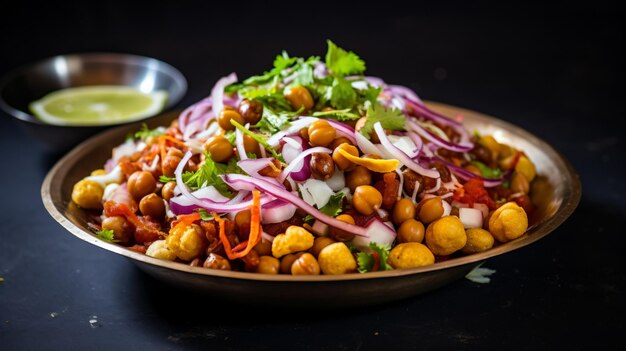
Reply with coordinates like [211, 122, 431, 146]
[360, 102, 406, 139]
[303, 191, 346, 224]
[357, 242, 393, 273]
[134, 123, 166, 140]
[95, 229, 119, 243]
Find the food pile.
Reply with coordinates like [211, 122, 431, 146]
[71, 41, 537, 275]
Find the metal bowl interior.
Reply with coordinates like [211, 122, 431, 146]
[41, 103, 581, 308]
[0, 53, 187, 150]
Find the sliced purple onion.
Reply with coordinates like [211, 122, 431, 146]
[173, 151, 269, 212]
[267, 117, 318, 146]
[459, 207, 483, 229]
[387, 84, 423, 104]
[223, 174, 368, 237]
[351, 218, 396, 250]
[373, 122, 440, 178]
[406, 119, 472, 153]
[169, 186, 230, 215]
[432, 155, 512, 188]
[210, 73, 238, 120]
[326, 119, 357, 145]
[235, 124, 247, 160]
[261, 199, 297, 224]
[278, 146, 331, 182]
[355, 130, 382, 156]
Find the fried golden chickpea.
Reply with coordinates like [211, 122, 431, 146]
[352, 185, 383, 215]
[332, 143, 358, 171]
[271, 226, 315, 258]
[397, 219, 425, 243]
[146, 240, 177, 261]
[161, 181, 177, 202]
[488, 202, 528, 243]
[462, 228, 495, 254]
[515, 156, 536, 182]
[101, 216, 133, 243]
[139, 193, 165, 218]
[127, 171, 157, 201]
[284, 85, 314, 110]
[237, 98, 263, 125]
[166, 223, 207, 261]
[217, 108, 245, 131]
[425, 216, 467, 256]
[318, 242, 356, 275]
[345, 166, 372, 192]
[418, 197, 444, 224]
[389, 243, 435, 269]
[203, 135, 234, 162]
[308, 120, 336, 147]
[392, 198, 416, 225]
[203, 253, 231, 270]
[256, 256, 280, 274]
[310, 236, 336, 258]
[291, 253, 321, 275]
[71, 179, 104, 209]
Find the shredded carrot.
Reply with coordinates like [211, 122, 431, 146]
[213, 190, 262, 260]
[158, 135, 189, 170]
[171, 212, 201, 231]
[104, 201, 166, 237]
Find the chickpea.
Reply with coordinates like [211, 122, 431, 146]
[203, 253, 231, 270]
[203, 135, 234, 162]
[217, 108, 245, 131]
[388, 243, 435, 269]
[258, 158, 282, 178]
[280, 252, 304, 274]
[352, 185, 383, 215]
[480, 135, 501, 160]
[127, 171, 157, 201]
[510, 172, 530, 194]
[397, 219, 425, 243]
[139, 193, 165, 218]
[284, 85, 314, 110]
[291, 253, 321, 275]
[271, 226, 315, 258]
[308, 120, 336, 147]
[515, 156, 536, 182]
[310, 152, 335, 180]
[234, 210, 251, 240]
[462, 228, 495, 254]
[418, 197, 444, 224]
[101, 216, 133, 243]
[256, 256, 280, 274]
[237, 98, 263, 124]
[464, 164, 482, 176]
[253, 239, 272, 256]
[146, 240, 176, 261]
[318, 242, 357, 275]
[345, 166, 372, 192]
[330, 214, 356, 242]
[161, 181, 177, 201]
[329, 137, 353, 150]
[392, 198, 416, 226]
[71, 179, 104, 209]
[332, 143, 359, 171]
[488, 202, 528, 243]
[310, 236, 336, 258]
[242, 249, 260, 272]
[425, 216, 467, 256]
[162, 149, 183, 177]
[166, 223, 207, 261]
[243, 134, 261, 156]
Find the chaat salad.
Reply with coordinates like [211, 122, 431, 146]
[71, 41, 537, 275]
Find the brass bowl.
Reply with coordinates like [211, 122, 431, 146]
[41, 102, 581, 308]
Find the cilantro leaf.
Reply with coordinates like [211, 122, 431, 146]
[95, 229, 118, 243]
[231, 120, 284, 162]
[358, 85, 382, 104]
[197, 209, 214, 221]
[470, 161, 503, 179]
[255, 106, 291, 134]
[325, 40, 366, 77]
[159, 175, 176, 183]
[360, 102, 406, 139]
[330, 77, 357, 109]
[357, 242, 393, 273]
[134, 123, 166, 140]
[241, 51, 297, 86]
[312, 108, 360, 121]
[184, 153, 232, 197]
[303, 192, 346, 223]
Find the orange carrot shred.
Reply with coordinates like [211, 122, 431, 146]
[212, 190, 262, 260]
[171, 212, 201, 231]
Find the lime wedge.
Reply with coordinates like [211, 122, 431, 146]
[29, 86, 168, 126]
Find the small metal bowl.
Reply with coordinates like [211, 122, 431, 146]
[41, 102, 581, 308]
[0, 53, 187, 151]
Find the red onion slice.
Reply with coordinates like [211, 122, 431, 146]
[351, 218, 396, 250]
[432, 155, 512, 188]
[326, 119, 357, 145]
[267, 117, 318, 146]
[261, 199, 298, 224]
[278, 146, 331, 182]
[223, 174, 368, 238]
[210, 73, 238, 119]
[406, 120, 472, 153]
[235, 124, 247, 160]
[373, 122, 440, 178]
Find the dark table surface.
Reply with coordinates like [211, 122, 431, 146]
[1, 2, 624, 350]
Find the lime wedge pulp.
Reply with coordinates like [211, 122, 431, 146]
[29, 86, 168, 126]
